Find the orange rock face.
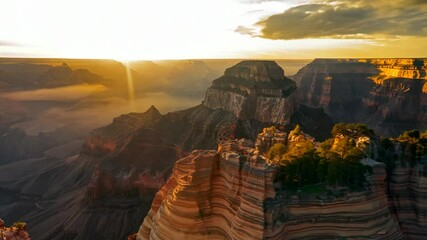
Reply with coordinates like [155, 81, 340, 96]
[136, 139, 404, 240]
[137, 139, 275, 240]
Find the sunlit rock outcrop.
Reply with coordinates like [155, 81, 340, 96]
[255, 126, 287, 155]
[137, 139, 275, 240]
[137, 129, 404, 240]
[203, 61, 297, 124]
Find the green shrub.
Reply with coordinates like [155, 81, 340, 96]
[12, 222, 26, 230]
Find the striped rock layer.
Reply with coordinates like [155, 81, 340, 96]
[389, 164, 427, 240]
[203, 61, 297, 124]
[263, 159, 403, 240]
[137, 140, 404, 240]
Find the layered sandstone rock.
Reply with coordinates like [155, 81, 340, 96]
[203, 61, 297, 124]
[137, 136, 403, 240]
[293, 58, 427, 136]
[262, 157, 402, 240]
[367, 59, 427, 83]
[137, 139, 275, 240]
[255, 126, 287, 155]
[388, 163, 427, 240]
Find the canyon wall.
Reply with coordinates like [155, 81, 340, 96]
[203, 61, 297, 124]
[137, 139, 275, 240]
[389, 163, 427, 240]
[293, 58, 427, 136]
[137, 135, 404, 240]
[264, 158, 403, 240]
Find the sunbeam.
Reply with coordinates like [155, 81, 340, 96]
[124, 61, 136, 111]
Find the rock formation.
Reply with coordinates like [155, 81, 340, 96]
[388, 163, 427, 239]
[255, 126, 287, 155]
[137, 128, 404, 240]
[293, 58, 427, 136]
[137, 139, 276, 240]
[203, 61, 297, 124]
[0, 219, 31, 240]
[263, 157, 402, 240]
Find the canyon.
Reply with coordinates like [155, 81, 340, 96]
[1, 58, 427, 239]
[136, 59, 427, 240]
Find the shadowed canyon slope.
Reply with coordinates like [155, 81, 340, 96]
[293, 58, 427, 137]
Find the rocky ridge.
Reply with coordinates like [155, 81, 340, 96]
[293, 58, 427, 136]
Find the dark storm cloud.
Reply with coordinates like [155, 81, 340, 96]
[251, 0, 427, 39]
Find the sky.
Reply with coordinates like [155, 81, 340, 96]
[0, 0, 426, 60]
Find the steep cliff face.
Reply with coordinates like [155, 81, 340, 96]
[137, 139, 275, 240]
[137, 133, 403, 240]
[264, 159, 403, 240]
[293, 58, 427, 136]
[203, 61, 297, 124]
[388, 164, 427, 240]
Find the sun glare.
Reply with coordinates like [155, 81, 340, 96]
[2, 0, 425, 59]
[0, 0, 299, 60]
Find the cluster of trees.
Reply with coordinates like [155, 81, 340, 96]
[377, 130, 427, 190]
[396, 130, 427, 167]
[267, 124, 427, 194]
[269, 124, 372, 191]
[331, 123, 375, 138]
[378, 130, 427, 170]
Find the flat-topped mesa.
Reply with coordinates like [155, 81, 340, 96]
[223, 60, 285, 82]
[367, 58, 427, 82]
[203, 60, 297, 123]
[304, 58, 427, 81]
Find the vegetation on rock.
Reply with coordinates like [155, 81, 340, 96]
[273, 124, 372, 191]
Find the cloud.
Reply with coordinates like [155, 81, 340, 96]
[235, 25, 258, 36]
[0, 41, 23, 47]
[241, 0, 303, 4]
[251, 0, 427, 40]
